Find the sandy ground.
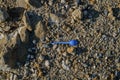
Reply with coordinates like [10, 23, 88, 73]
[0, 0, 120, 80]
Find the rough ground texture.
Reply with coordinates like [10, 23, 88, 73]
[0, 0, 120, 80]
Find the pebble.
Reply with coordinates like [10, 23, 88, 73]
[61, 0, 65, 3]
[116, 63, 120, 70]
[34, 21, 46, 39]
[49, 13, 60, 26]
[0, 33, 4, 39]
[104, 9, 108, 16]
[72, 8, 81, 21]
[62, 52, 67, 56]
[32, 40, 36, 44]
[67, 47, 74, 53]
[45, 60, 50, 68]
[62, 60, 69, 70]
[38, 55, 44, 61]
[48, 0, 53, 6]
[57, 47, 61, 54]
[0, 8, 9, 23]
[53, 44, 57, 50]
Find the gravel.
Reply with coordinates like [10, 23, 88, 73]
[0, 0, 120, 80]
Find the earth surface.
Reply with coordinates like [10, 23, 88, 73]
[0, 0, 120, 80]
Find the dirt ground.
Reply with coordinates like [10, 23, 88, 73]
[0, 0, 120, 80]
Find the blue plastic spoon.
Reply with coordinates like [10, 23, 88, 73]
[51, 40, 79, 46]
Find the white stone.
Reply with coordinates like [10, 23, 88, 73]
[0, 33, 4, 39]
[45, 60, 50, 68]
[62, 60, 69, 70]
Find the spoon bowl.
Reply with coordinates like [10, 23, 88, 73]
[69, 40, 79, 46]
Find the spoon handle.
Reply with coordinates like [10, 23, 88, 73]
[51, 42, 69, 45]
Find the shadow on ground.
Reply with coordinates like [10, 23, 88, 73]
[82, 5, 100, 22]
[75, 47, 88, 55]
[112, 8, 120, 20]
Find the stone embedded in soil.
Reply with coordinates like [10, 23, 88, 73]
[48, 0, 53, 6]
[44, 60, 50, 69]
[61, 0, 66, 3]
[72, 8, 81, 21]
[49, 13, 60, 26]
[0, 8, 9, 23]
[62, 60, 69, 70]
[34, 21, 46, 39]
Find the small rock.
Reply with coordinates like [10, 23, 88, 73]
[61, 0, 65, 3]
[34, 21, 46, 39]
[67, 47, 74, 53]
[62, 60, 69, 70]
[32, 40, 36, 44]
[38, 55, 44, 62]
[0, 8, 9, 23]
[116, 63, 120, 70]
[57, 47, 61, 54]
[49, 13, 60, 26]
[0, 33, 4, 39]
[48, 0, 53, 6]
[45, 60, 50, 68]
[72, 8, 81, 21]
[62, 52, 67, 56]
[53, 44, 57, 50]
